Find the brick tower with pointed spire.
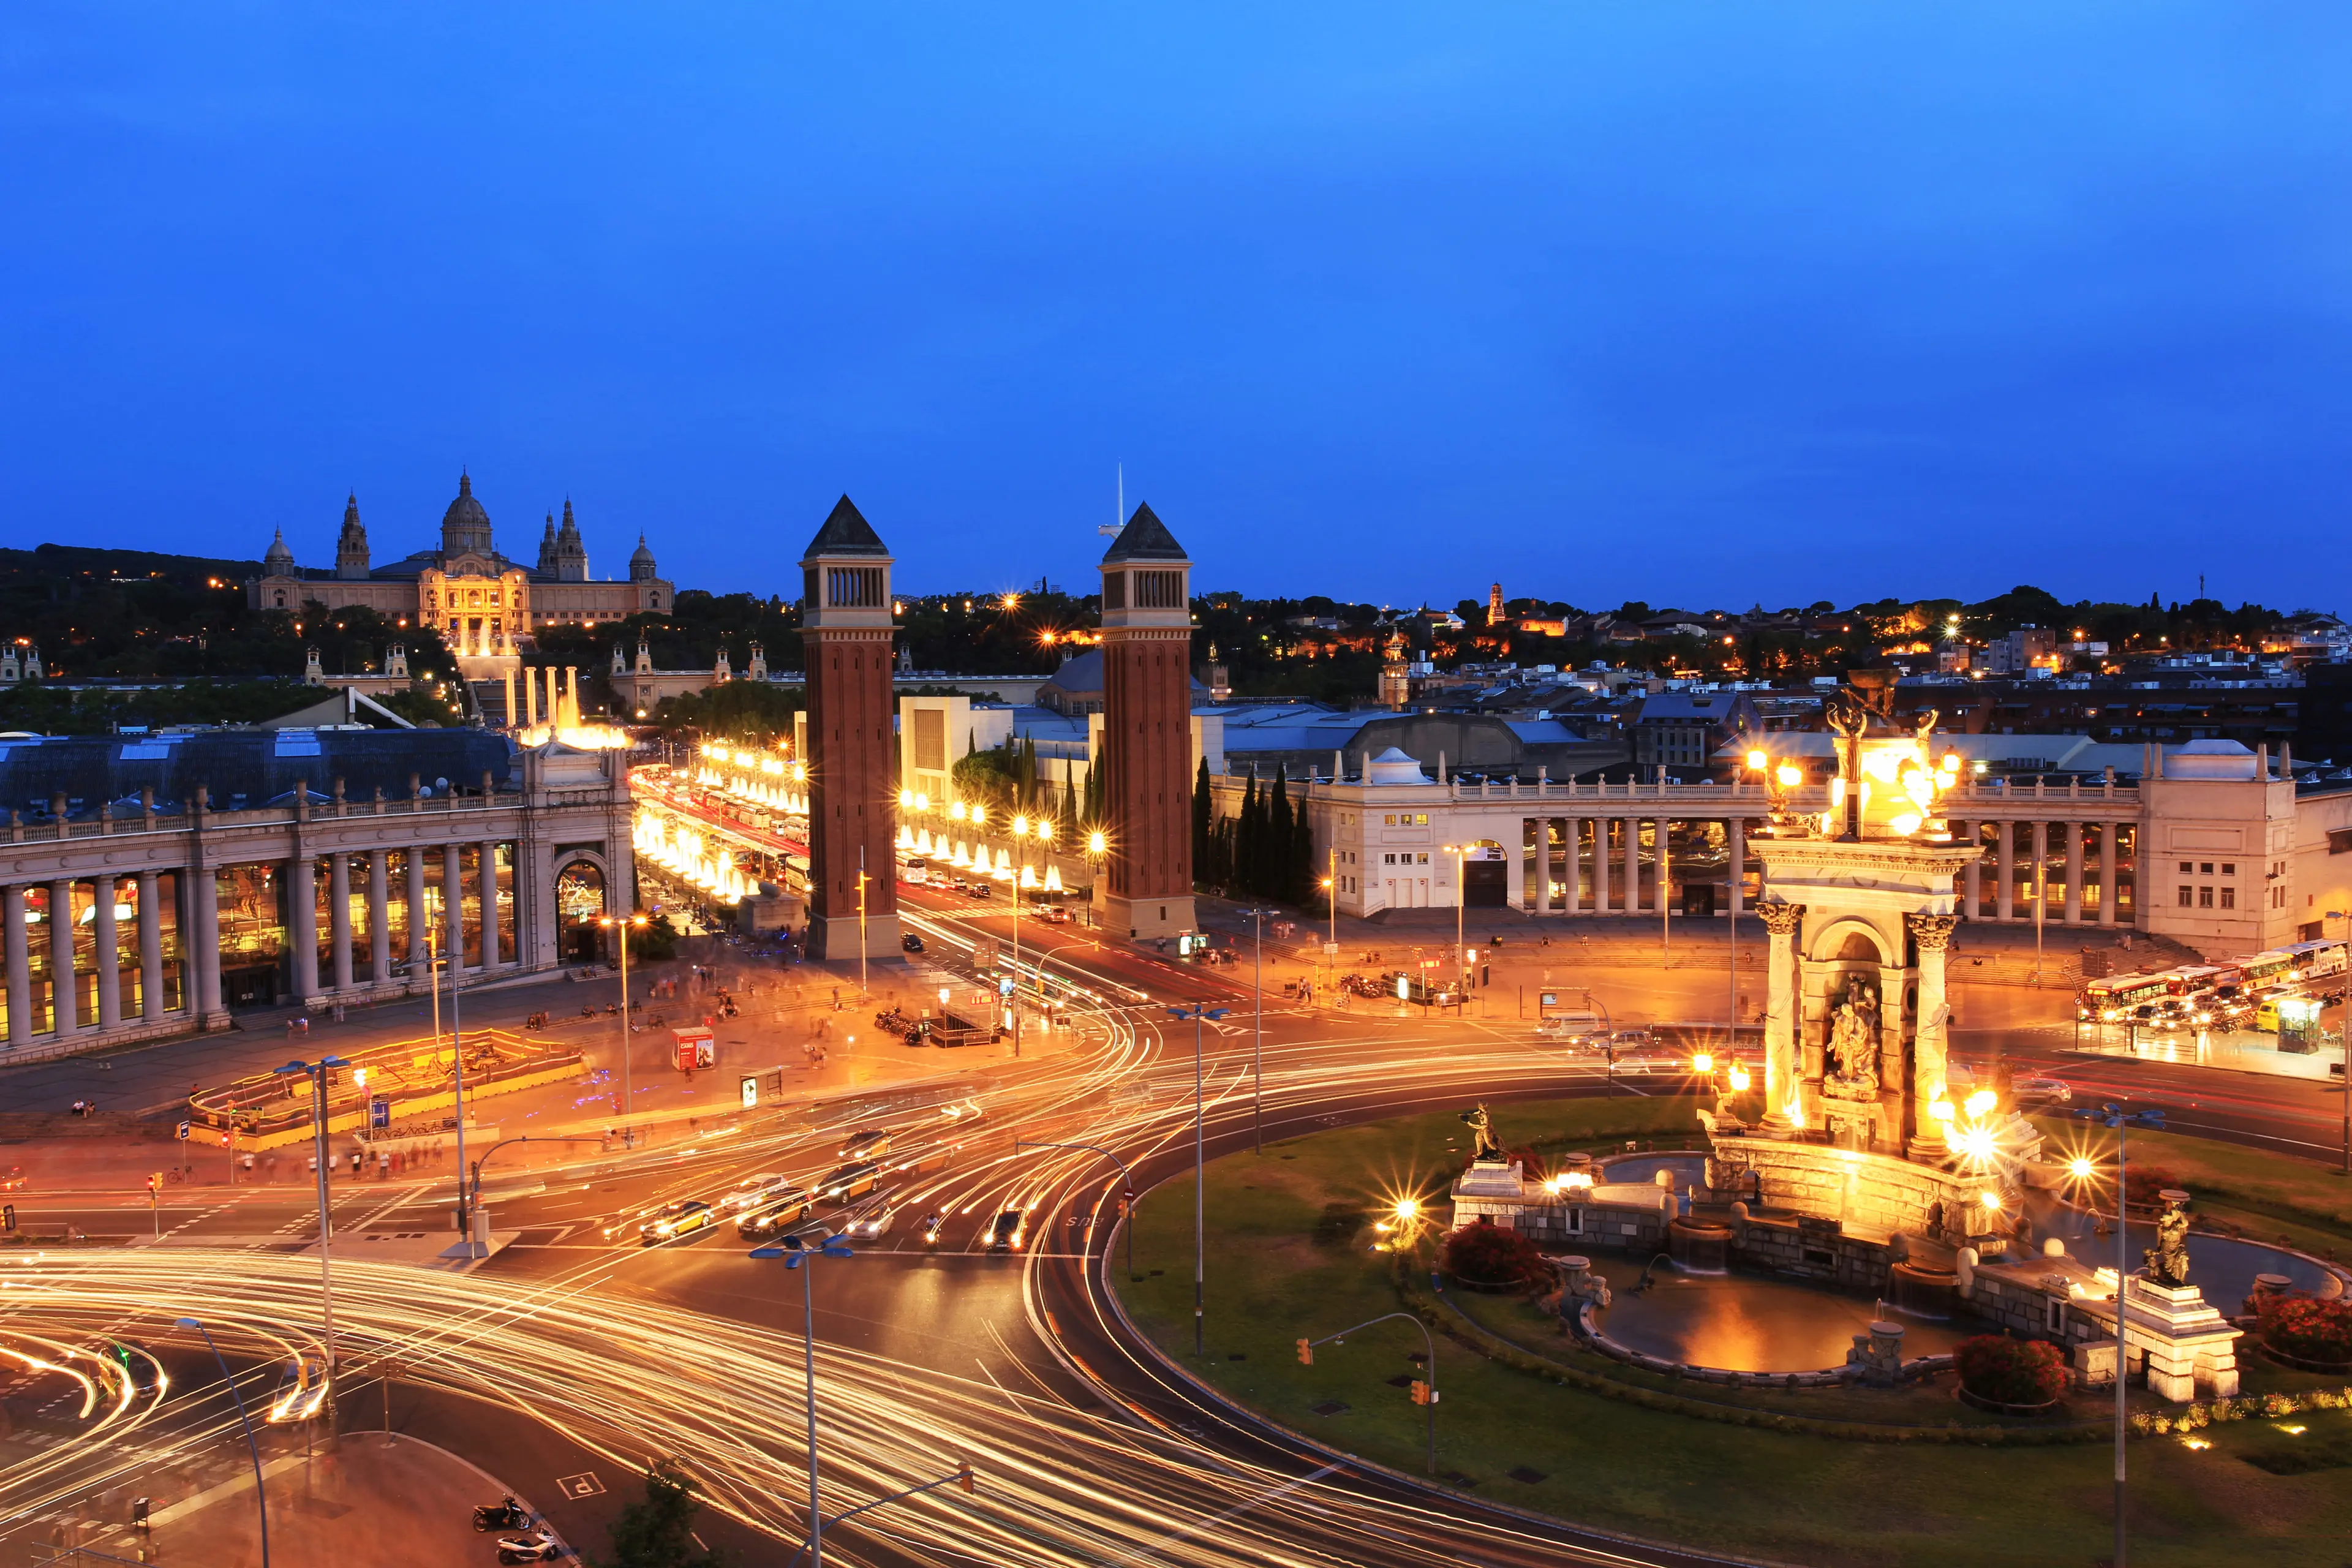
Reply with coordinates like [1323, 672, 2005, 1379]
[799, 496, 901, 961]
[1098, 502, 1197, 940]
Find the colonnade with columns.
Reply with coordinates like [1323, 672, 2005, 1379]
[0, 745, 633, 1063]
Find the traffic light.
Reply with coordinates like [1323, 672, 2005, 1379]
[147, 1173, 160, 1197]
[956, 1461, 975, 1495]
[1295, 1338, 1313, 1366]
[1409, 1380, 1434, 1406]
[2, 1203, 14, 1231]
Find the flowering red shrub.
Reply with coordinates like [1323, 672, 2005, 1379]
[1953, 1335, 2070, 1406]
[2124, 1165, 2182, 1209]
[1440, 1221, 1545, 1287]
[2260, 1295, 2352, 1366]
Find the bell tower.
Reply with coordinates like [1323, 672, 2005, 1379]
[1098, 502, 1196, 940]
[799, 496, 901, 960]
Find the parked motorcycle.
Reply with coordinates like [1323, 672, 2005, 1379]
[472, 1498, 529, 1532]
[496, 1526, 566, 1562]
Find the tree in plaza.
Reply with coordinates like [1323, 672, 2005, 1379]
[1267, 764, 1293, 901]
[1192, 757, 1213, 886]
[595, 1458, 730, 1568]
[1291, 772, 1316, 906]
[1234, 771, 1261, 896]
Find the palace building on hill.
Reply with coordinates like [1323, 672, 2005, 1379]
[247, 472, 674, 677]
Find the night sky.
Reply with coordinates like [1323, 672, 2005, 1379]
[4, 6, 2347, 610]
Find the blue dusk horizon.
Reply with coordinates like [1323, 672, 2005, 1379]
[3, 6, 2347, 611]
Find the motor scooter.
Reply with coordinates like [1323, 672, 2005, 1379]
[473, 1498, 529, 1532]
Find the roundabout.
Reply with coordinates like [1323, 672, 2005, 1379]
[1102, 1093, 2352, 1568]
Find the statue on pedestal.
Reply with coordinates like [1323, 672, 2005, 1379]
[2144, 1191, 2192, 1287]
[1461, 1103, 1506, 1164]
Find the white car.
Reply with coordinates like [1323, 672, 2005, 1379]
[719, 1173, 793, 1213]
[2012, 1077, 2074, 1106]
[845, 1201, 899, 1239]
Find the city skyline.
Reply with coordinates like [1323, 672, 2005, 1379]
[7, 7, 2350, 608]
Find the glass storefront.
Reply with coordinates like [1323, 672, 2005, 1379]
[494, 842, 516, 961]
[23, 886, 51, 1035]
[217, 863, 284, 1008]
[556, 861, 606, 962]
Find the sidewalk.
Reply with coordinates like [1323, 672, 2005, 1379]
[0, 941, 1081, 1196]
[44, 1434, 566, 1567]
[2068, 1020, 2350, 1084]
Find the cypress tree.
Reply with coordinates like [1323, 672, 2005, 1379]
[1192, 757, 1212, 889]
[1268, 765, 1292, 902]
[1293, 777, 1315, 907]
[1236, 772, 1259, 897]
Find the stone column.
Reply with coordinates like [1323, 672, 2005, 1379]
[4, 886, 26, 1046]
[137, 871, 162, 1021]
[1728, 818, 1746, 914]
[1562, 818, 1581, 914]
[1996, 822, 2015, 920]
[369, 850, 392, 983]
[1906, 912, 1958, 1159]
[192, 866, 224, 1023]
[1758, 902, 1806, 1134]
[50, 879, 77, 1033]
[481, 840, 503, 966]
[2031, 821, 2050, 925]
[1961, 823, 1981, 916]
[1624, 817, 1640, 914]
[288, 857, 320, 1001]
[1591, 820, 1610, 913]
[330, 854, 354, 991]
[2098, 825, 2118, 928]
[1529, 820, 1549, 916]
[407, 848, 430, 981]
[92, 875, 121, 1029]
[2064, 821, 2084, 924]
[444, 842, 465, 968]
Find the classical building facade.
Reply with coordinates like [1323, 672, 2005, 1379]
[1226, 733, 2352, 956]
[248, 474, 674, 677]
[0, 732, 633, 1065]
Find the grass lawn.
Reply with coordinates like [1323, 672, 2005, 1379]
[2029, 1115, 2352, 1260]
[1117, 1096, 2352, 1568]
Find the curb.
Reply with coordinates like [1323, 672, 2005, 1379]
[1079, 1172, 1793, 1568]
[355, 1430, 576, 1559]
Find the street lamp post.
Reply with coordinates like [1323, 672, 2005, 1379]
[177, 1317, 270, 1568]
[596, 910, 650, 1146]
[1238, 907, 1278, 1154]
[1015, 1139, 1139, 1280]
[1166, 1004, 1230, 1355]
[751, 1228, 857, 1568]
[1441, 845, 1469, 1014]
[1325, 845, 1339, 1001]
[2106, 1107, 2130, 1567]
[2330, 911, 2351, 1177]
[1085, 829, 1106, 929]
[273, 1054, 350, 1447]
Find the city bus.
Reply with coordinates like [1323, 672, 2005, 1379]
[902, 856, 929, 885]
[2235, 949, 2296, 989]
[2076, 971, 2176, 1023]
[2277, 938, 2348, 984]
[2164, 965, 2240, 1000]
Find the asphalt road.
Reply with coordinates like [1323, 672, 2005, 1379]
[6, 922, 2350, 1568]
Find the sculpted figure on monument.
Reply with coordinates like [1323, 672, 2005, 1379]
[2144, 1194, 2192, 1287]
[1461, 1103, 1506, 1164]
[1823, 977, 1881, 1101]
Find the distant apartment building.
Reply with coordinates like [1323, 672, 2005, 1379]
[1982, 625, 2059, 674]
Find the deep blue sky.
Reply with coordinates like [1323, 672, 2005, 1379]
[4, 6, 2348, 611]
